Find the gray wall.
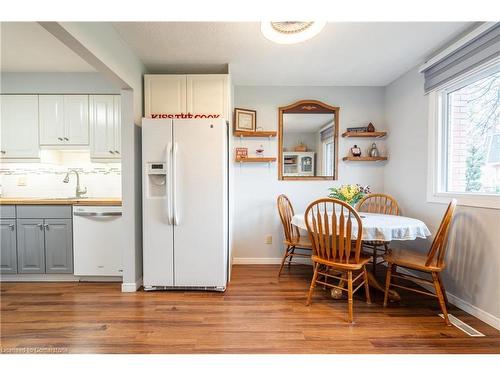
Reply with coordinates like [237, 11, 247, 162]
[1, 72, 120, 93]
[232, 86, 386, 260]
[384, 67, 500, 328]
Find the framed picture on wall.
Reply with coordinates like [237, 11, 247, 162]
[234, 108, 257, 132]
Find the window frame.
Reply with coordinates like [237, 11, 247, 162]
[427, 59, 500, 210]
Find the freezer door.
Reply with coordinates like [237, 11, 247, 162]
[172, 119, 228, 288]
[142, 119, 174, 287]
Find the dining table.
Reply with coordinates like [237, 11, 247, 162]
[291, 211, 431, 300]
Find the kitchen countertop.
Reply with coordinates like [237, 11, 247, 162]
[0, 198, 122, 206]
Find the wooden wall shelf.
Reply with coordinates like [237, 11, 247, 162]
[235, 157, 276, 163]
[343, 156, 388, 162]
[342, 131, 387, 138]
[234, 130, 277, 138]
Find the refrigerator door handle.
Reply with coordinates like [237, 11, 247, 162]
[166, 142, 173, 224]
[172, 142, 180, 226]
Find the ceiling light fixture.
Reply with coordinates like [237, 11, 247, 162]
[261, 21, 326, 44]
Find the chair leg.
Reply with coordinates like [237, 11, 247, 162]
[383, 263, 395, 307]
[288, 247, 296, 267]
[278, 246, 291, 277]
[347, 270, 354, 323]
[437, 273, 449, 307]
[306, 263, 320, 306]
[372, 245, 378, 275]
[363, 266, 371, 304]
[432, 272, 451, 326]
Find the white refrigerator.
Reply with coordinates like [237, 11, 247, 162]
[142, 118, 228, 291]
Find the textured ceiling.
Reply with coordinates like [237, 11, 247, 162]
[113, 22, 474, 86]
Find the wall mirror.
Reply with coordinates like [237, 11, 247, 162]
[278, 100, 339, 180]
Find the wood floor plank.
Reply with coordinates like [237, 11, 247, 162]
[1, 265, 499, 354]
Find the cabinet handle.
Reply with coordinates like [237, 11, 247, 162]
[64, 137, 69, 141]
[44, 224, 49, 230]
[58, 137, 63, 141]
[109, 150, 115, 154]
[9, 224, 15, 230]
[115, 150, 120, 154]
[37, 223, 44, 230]
[1, 150, 6, 154]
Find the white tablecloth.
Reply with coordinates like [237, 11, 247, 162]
[291, 212, 431, 242]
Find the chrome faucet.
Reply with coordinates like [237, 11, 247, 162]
[62, 169, 87, 198]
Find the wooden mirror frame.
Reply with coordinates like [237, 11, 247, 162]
[278, 100, 339, 180]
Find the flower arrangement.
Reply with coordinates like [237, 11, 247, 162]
[328, 184, 370, 206]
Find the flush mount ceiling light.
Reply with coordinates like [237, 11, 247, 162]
[261, 21, 326, 44]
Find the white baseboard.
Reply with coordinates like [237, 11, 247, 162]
[0, 274, 122, 282]
[232, 257, 311, 265]
[398, 268, 500, 331]
[121, 277, 143, 292]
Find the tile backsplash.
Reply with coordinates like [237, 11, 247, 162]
[0, 150, 121, 198]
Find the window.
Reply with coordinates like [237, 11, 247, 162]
[428, 61, 500, 208]
[323, 140, 333, 176]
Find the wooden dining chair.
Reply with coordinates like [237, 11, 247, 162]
[277, 194, 312, 276]
[305, 198, 371, 323]
[383, 199, 457, 326]
[356, 193, 400, 274]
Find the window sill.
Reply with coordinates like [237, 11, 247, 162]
[427, 192, 500, 210]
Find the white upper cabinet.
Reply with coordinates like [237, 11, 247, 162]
[64, 95, 89, 145]
[0, 95, 40, 159]
[144, 74, 230, 121]
[39, 95, 89, 146]
[39, 95, 65, 145]
[186, 74, 229, 120]
[144, 75, 187, 117]
[89, 95, 121, 160]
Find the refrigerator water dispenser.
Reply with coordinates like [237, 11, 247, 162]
[146, 162, 167, 197]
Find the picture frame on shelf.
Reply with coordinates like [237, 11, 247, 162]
[235, 147, 248, 160]
[234, 108, 257, 132]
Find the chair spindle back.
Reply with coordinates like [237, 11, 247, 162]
[357, 193, 400, 216]
[305, 198, 363, 264]
[426, 199, 457, 268]
[277, 194, 300, 243]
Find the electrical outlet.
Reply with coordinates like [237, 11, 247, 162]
[17, 177, 27, 186]
[265, 235, 272, 245]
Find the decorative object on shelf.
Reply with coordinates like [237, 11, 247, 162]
[235, 147, 248, 160]
[367, 122, 375, 132]
[328, 184, 371, 207]
[369, 142, 380, 157]
[347, 126, 368, 132]
[350, 144, 362, 157]
[256, 145, 265, 157]
[294, 142, 307, 152]
[234, 108, 257, 132]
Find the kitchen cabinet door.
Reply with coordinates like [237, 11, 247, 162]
[144, 75, 187, 117]
[90, 95, 116, 158]
[39, 95, 66, 145]
[0, 95, 40, 159]
[1, 219, 17, 274]
[16, 219, 45, 274]
[113, 95, 121, 156]
[64, 95, 89, 145]
[186, 75, 229, 120]
[44, 219, 73, 274]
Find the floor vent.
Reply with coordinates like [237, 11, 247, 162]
[439, 314, 485, 337]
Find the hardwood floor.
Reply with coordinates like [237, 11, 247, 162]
[1, 265, 499, 354]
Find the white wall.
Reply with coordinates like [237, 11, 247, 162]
[384, 67, 500, 328]
[233, 86, 386, 261]
[0, 72, 120, 94]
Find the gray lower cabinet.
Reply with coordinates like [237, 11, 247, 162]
[0, 219, 17, 273]
[16, 219, 45, 273]
[44, 219, 73, 273]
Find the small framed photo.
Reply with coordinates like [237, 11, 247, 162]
[234, 108, 257, 132]
[235, 147, 248, 160]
